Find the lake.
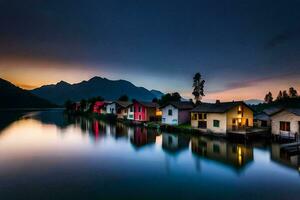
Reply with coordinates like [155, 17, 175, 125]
[0, 110, 299, 200]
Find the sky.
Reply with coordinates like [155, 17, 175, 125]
[0, 0, 300, 101]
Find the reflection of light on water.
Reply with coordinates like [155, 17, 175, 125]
[155, 134, 162, 146]
[0, 118, 92, 168]
[238, 146, 242, 166]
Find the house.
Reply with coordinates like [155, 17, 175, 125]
[106, 102, 116, 114]
[254, 107, 282, 128]
[92, 101, 105, 114]
[133, 100, 161, 122]
[190, 101, 254, 135]
[115, 101, 132, 119]
[106, 101, 132, 119]
[161, 101, 194, 125]
[270, 108, 300, 139]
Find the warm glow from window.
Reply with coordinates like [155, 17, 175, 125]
[156, 110, 162, 116]
[238, 146, 242, 165]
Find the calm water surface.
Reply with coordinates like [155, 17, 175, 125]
[0, 110, 299, 200]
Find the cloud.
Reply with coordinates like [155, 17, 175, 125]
[208, 72, 300, 94]
[265, 28, 300, 49]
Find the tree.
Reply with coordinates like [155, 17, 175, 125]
[276, 90, 283, 101]
[64, 100, 73, 111]
[152, 98, 158, 103]
[282, 90, 289, 99]
[158, 92, 182, 105]
[118, 94, 129, 101]
[80, 99, 87, 112]
[192, 72, 205, 103]
[264, 92, 273, 104]
[289, 87, 298, 98]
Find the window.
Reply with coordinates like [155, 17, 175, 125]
[138, 115, 142, 120]
[280, 121, 290, 131]
[198, 121, 207, 129]
[138, 106, 142, 112]
[198, 113, 207, 120]
[162, 118, 166, 122]
[168, 109, 172, 116]
[213, 120, 220, 127]
[130, 106, 133, 112]
[238, 106, 242, 114]
[191, 113, 197, 120]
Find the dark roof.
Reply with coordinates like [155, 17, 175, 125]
[288, 109, 300, 116]
[191, 101, 250, 113]
[254, 113, 270, 121]
[262, 107, 282, 116]
[135, 101, 158, 108]
[160, 101, 194, 110]
[115, 101, 132, 108]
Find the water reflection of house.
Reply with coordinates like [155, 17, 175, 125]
[162, 133, 190, 154]
[271, 143, 300, 173]
[91, 120, 106, 141]
[112, 122, 129, 138]
[191, 136, 253, 170]
[129, 127, 157, 148]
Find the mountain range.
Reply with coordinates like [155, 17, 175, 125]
[0, 78, 56, 109]
[31, 76, 164, 105]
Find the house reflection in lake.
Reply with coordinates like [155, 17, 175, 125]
[162, 133, 190, 154]
[129, 127, 158, 149]
[191, 136, 254, 171]
[271, 143, 300, 173]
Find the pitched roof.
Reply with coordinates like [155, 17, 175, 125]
[135, 101, 158, 108]
[191, 101, 250, 113]
[115, 101, 132, 108]
[254, 113, 270, 121]
[160, 101, 194, 110]
[286, 108, 300, 116]
[262, 107, 282, 116]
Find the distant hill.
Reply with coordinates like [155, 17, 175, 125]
[0, 78, 56, 109]
[31, 76, 165, 105]
[150, 90, 164, 99]
[245, 99, 264, 105]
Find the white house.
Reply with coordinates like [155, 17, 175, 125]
[161, 102, 194, 125]
[254, 107, 282, 128]
[106, 102, 116, 114]
[270, 108, 300, 139]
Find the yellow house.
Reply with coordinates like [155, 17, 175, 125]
[191, 101, 254, 135]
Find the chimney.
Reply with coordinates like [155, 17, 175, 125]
[216, 100, 221, 104]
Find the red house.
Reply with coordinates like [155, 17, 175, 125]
[133, 100, 160, 122]
[93, 101, 105, 114]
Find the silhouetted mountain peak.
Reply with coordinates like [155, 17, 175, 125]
[57, 81, 70, 86]
[0, 78, 56, 108]
[31, 76, 164, 105]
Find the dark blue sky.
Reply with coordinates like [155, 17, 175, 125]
[0, 0, 300, 100]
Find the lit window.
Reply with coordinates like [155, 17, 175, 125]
[191, 113, 197, 120]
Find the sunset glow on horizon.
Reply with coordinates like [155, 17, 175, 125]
[1, 0, 300, 102]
